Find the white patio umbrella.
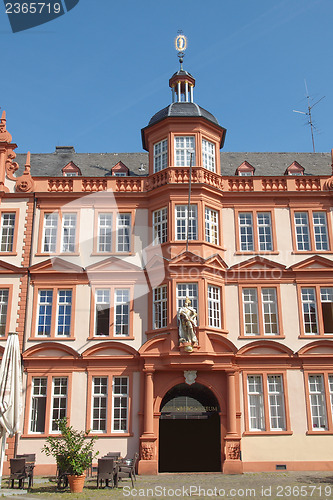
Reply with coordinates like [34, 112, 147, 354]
[0, 333, 22, 488]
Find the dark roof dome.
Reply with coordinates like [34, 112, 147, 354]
[148, 102, 219, 127]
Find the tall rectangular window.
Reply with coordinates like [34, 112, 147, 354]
[30, 377, 47, 433]
[205, 207, 219, 245]
[257, 212, 273, 251]
[239, 213, 254, 251]
[112, 377, 129, 433]
[0, 213, 15, 252]
[153, 208, 167, 245]
[43, 213, 58, 253]
[262, 288, 278, 335]
[313, 212, 329, 251]
[308, 375, 327, 430]
[61, 213, 77, 253]
[175, 205, 198, 241]
[37, 290, 53, 336]
[153, 285, 167, 329]
[51, 377, 68, 432]
[243, 288, 259, 335]
[116, 213, 131, 252]
[294, 212, 311, 251]
[95, 289, 110, 336]
[301, 288, 318, 335]
[247, 375, 265, 431]
[174, 136, 195, 166]
[208, 285, 221, 328]
[0, 289, 9, 337]
[92, 377, 108, 432]
[154, 139, 168, 172]
[202, 139, 215, 172]
[57, 290, 72, 336]
[114, 289, 130, 336]
[321, 288, 333, 334]
[177, 283, 198, 313]
[267, 375, 286, 430]
[98, 213, 112, 252]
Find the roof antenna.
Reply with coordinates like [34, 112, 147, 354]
[175, 30, 187, 70]
[293, 80, 325, 152]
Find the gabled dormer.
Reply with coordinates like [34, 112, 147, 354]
[62, 161, 81, 177]
[236, 161, 255, 176]
[285, 161, 304, 176]
[111, 161, 129, 177]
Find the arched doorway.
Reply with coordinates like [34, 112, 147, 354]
[159, 383, 221, 472]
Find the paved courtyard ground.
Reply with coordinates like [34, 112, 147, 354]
[1, 471, 333, 500]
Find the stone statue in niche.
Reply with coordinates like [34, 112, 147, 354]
[177, 297, 198, 352]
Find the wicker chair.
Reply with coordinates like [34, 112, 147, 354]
[8, 458, 32, 489]
[97, 458, 118, 488]
[117, 453, 138, 488]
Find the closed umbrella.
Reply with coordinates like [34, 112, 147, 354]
[0, 333, 22, 488]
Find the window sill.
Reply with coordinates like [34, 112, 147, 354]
[28, 336, 76, 341]
[239, 335, 285, 340]
[0, 252, 17, 256]
[87, 432, 133, 438]
[235, 251, 279, 256]
[306, 430, 333, 435]
[87, 335, 135, 341]
[35, 252, 80, 257]
[292, 251, 332, 254]
[299, 334, 333, 339]
[243, 431, 293, 436]
[90, 252, 133, 257]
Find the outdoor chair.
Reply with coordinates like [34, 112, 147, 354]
[15, 454, 35, 487]
[117, 453, 138, 488]
[56, 455, 69, 490]
[97, 458, 118, 488]
[104, 452, 121, 459]
[8, 458, 32, 489]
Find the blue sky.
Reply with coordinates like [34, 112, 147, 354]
[0, 0, 332, 154]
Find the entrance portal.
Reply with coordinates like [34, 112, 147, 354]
[159, 383, 221, 472]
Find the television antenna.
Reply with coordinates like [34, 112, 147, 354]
[293, 80, 325, 152]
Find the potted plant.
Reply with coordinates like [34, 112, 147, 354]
[42, 418, 98, 493]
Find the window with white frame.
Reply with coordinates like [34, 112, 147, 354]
[153, 207, 167, 245]
[0, 213, 15, 252]
[174, 136, 195, 166]
[95, 289, 110, 336]
[154, 139, 168, 172]
[51, 377, 68, 432]
[30, 377, 47, 433]
[98, 213, 112, 252]
[239, 213, 254, 251]
[242, 287, 279, 336]
[239, 212, 273, 252]
[112, 377, 129, 432]
[43, 213, 58, 253]
[116, 213, 131, 252]
[61, 213, 77, 252]
[202, 139, 215, 172]
[153, 285, 167, 329]
[56, 290, 72, 336]
[205, 207, 219, 245]
[208, 285, 221, 328]
[114, 289, 130, 336]
[247, 374, 286, 432]
[92, 377, 108, 432]
[177, 283, 198, 313]
[37, 289, 73, 337]
[175, 205, 198, 241]
[0, 289, 9, 337]
[301, 287, 333, 335]
[308, 374, 328, 430]
[294, 211, 329, 251]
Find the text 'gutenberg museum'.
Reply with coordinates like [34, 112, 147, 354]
[1, 51, 333, 475]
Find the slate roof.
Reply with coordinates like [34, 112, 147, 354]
[14, 149, 332, 178]
[148, 102, 219, 127]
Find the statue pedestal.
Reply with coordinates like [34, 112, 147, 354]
[179, 343, 199, 353]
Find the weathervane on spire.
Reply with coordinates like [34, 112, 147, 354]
[175, 30, 187, 70]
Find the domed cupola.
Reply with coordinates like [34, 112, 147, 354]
[142, 34, 226, 175]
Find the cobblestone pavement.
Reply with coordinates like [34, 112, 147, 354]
[1, 472, 333, 500]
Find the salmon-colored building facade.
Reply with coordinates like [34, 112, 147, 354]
[1, 63, 333, 475]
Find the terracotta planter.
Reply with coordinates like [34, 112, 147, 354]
[67, 473, 86, 493]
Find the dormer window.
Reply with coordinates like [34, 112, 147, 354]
[62, 161, 81, 177]
[285, 161, 304, 176]
[154, 139, 168, 173]
[111, 161, 129, 177]
[236, 161, 255, 176]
